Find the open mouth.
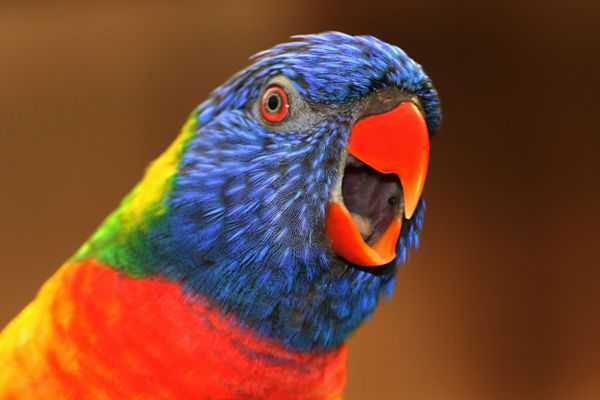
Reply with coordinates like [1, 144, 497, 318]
[325, 101, 430, 267]
[342, 155, 403, 246]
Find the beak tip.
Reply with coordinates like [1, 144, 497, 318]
[404, 202, 416, 220]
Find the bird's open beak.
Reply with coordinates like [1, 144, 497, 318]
[325, 102, 430, 267]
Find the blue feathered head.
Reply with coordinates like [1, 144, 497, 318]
[84, 32, 441, 351]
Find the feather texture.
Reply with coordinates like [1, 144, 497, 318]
[0, 32, 441, 398]
[0, 260, 346, 399]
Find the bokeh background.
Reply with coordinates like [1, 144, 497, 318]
[1, 1, 599, 399]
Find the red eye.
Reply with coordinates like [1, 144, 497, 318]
[260, 85, 289, 123]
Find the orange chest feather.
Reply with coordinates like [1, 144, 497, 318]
[0, 261, 346, 399]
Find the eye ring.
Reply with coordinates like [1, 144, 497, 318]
[260, 85, 289, 123]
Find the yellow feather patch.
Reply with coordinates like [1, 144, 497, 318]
[121, 116, 197, 229]
[0, 264, 78, 395]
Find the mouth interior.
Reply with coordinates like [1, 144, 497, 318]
[341, 155, 403, 246]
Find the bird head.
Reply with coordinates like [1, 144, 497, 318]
[77, 32, 441, 350]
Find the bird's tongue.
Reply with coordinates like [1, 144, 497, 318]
[326, 102, 429, 267]
[341, 160, 403, 247]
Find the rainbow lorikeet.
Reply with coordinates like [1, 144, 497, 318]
[0, 32, 441, 399]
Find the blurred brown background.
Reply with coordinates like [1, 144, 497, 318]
[1, 1, 599, 399]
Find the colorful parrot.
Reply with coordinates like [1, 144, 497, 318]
[0, 32, 441, 399]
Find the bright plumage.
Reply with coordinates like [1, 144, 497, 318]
[0, 32, 441, 399]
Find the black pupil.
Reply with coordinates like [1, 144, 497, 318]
[267, 93, 280, 112]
